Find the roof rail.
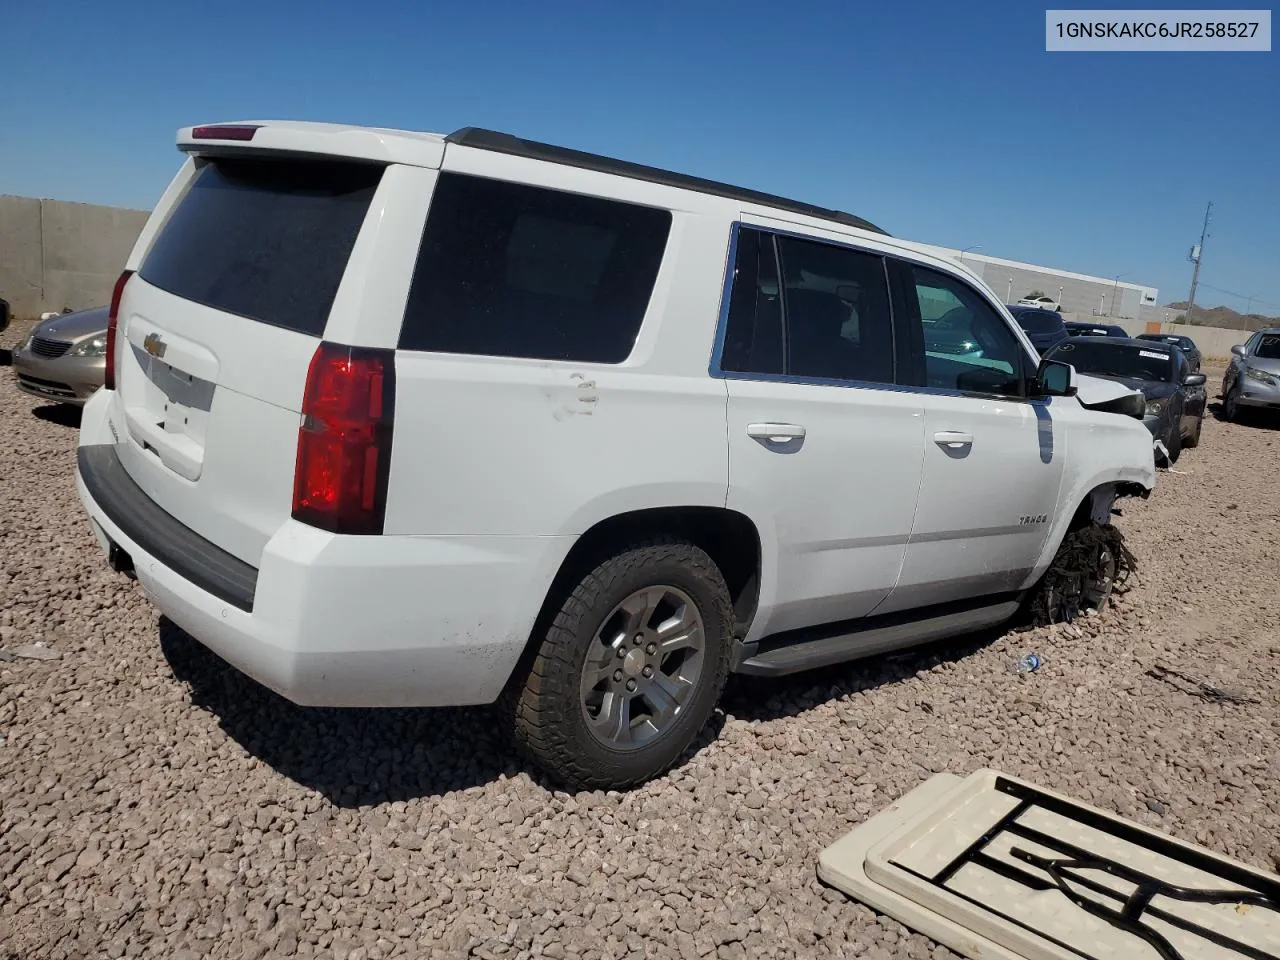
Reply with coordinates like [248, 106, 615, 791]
[445, 127, 888, 237]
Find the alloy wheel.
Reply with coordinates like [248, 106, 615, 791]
[579, 585, 705, 750]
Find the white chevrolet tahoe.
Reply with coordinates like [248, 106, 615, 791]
[75, 122, 1157, 789]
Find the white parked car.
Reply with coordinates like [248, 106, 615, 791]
[75, 121, 1157, 789]
[1016, 295, 1061, 312]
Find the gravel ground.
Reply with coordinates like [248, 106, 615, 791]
[3, 321, 1279, 959]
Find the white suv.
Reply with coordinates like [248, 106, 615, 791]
[75, 122, 1156, 789]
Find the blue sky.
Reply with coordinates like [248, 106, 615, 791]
[3, 0, 1277, 312]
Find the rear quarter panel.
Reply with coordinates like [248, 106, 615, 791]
[383, 204, 734, 539]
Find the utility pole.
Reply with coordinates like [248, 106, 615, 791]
[1184, 201, 1212, 323]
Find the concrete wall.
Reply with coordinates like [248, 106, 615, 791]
[0, 196, 44, 318]
[0, 195, 148, 318]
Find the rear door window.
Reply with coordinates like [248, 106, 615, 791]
[399, 173, 672, 363]
[138, 158, 382, 336]
[718, 228, 895, 385]
[775, 234, 894, 384]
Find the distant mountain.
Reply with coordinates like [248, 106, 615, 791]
[1163, 302, 1278, 331]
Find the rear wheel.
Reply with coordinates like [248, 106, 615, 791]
[505, 540, 733, 790]
[1027, 523, 1136, 625]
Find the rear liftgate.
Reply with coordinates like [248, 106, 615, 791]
[819, 770, 1280, 960]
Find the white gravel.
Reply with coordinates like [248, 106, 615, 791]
[3, 319, 1279, 959]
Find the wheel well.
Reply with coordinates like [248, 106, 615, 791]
[537, 507, 762, 639]
[1067, 481, 1150, 532]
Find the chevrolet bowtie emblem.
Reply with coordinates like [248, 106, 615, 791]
[143, 332, 167, 359]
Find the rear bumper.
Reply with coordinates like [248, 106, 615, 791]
[11, 347, 104, 404]
[75, 391, 570, 708]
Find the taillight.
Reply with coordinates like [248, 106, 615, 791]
[104, 269, 133, 391]
[292, 342, 396, 535]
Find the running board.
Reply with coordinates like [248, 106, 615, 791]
[734, 599, 1020, 677]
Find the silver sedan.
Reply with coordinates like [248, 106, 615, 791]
[11, 306, 109, 406]
[1223, 328, 1280, 421]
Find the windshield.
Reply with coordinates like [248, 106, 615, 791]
[1257, 335, 1280, 359]
[1048, 340, 1176, 382]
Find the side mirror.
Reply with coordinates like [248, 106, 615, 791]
[1231, 344, 1246, 357]
[1034, 358, 1077, 398]
[1183, 373, 1207, 387]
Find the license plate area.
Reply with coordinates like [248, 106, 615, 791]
[144, 355, 214, 447]
[123, 339, 217, 482]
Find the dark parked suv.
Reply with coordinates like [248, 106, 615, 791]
[1007, 306, 1068, 353]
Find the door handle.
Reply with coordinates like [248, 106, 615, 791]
[747, 422, 806, 443]
[933, 430, 974, 449]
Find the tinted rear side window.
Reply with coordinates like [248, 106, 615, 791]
[399, 173, 672, 363]
[139, 158, 381, 336]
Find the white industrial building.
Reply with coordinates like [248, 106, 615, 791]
[920, 245, 1162, 324]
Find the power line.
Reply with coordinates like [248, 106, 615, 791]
[1196, 283, 1280, 311]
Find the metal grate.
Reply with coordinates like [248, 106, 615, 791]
[29, 336, 72, 359]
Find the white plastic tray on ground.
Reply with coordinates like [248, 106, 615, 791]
[818, 769, 1280, 960]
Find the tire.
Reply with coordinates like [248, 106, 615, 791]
[1183, 414, 1203, 449]
[1026, 523, 1135, 625]
[505, 540, 733, 790]
[1223, 383, 1240, 422]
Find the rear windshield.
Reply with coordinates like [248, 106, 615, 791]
[399, 172, 672, 363]
[138, 157, 382, 336]
[1014, 311, 1065, 334]
[1140, 334, 1193, 349]
[1048, 340, 1175, 382]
